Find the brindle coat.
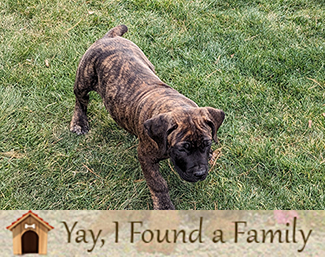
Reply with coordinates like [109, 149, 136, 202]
[70, 25, 225, 210]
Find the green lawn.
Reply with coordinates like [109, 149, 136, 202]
[1, 0, 324, 210]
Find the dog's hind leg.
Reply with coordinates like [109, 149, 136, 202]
[70, 59, 97, 135]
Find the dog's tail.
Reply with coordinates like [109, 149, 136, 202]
[104, 25, 128, 38]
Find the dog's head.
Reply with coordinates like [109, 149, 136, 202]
[144, 107, 225, 182]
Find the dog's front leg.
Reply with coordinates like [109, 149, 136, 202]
[138, 145, 175, 210]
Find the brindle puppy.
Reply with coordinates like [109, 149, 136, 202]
[70, 25, 225, 210]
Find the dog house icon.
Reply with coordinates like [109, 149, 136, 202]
[6, 210, 54, 255]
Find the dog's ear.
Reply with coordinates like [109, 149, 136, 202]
[144, 113, 177, 153]
[204, 107, 225, 143]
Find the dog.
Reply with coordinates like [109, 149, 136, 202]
[70, 25, 225, 210]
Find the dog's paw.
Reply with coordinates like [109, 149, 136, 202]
[70, 124, 89, 135]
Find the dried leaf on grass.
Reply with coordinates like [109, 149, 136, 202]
[1, 151, 26, 159]
[209, 148, 222, 171]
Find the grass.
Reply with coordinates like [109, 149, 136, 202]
[0, 0, 324, 210]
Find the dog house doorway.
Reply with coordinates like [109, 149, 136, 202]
[22, 230, 39, 254]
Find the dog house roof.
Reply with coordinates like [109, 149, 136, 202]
[6, 210, 54, 231]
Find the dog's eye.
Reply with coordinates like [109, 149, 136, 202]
[202, 140, 212, 148]
[183, 143, 191, 150]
